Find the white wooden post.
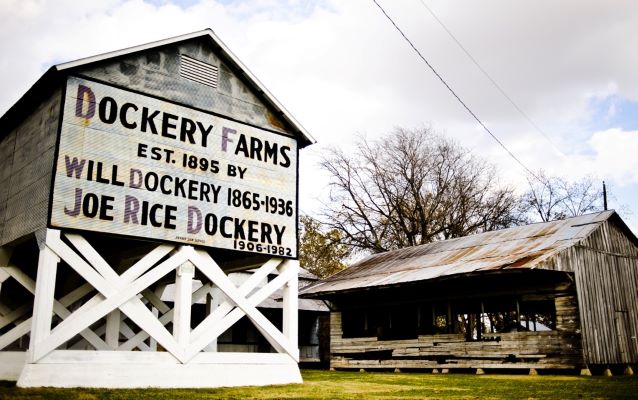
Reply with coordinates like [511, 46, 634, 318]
[280, 260, 299, 353]
[173, 257, 194, 347]
[0, 247, 12, 302]
[28, 229, 61, 362]
[105, 310, 120, 349]
[204, 287, 222, 352]
[149, 307, 158, 351]
[0, 247, 12, 297]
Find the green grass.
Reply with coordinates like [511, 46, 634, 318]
[1, 369, 637, 399]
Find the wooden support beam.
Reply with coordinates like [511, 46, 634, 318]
[149, 308, 158, 351]
[105, 310, 121, 349]
[118, 283, 210, 352]
[173, 261, 194, 347]
[0, 319, 32, 350]
[280, 260, 298, 350]
[29, 229, 61, 362]
[204, 288, 222, 352]
[33, 240, 187, 362]
[3, 264, 109, 351]
[187, 251, 298, 361]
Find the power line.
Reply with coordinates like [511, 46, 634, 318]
[371, 0, 541, 183]
[416, 0, 564, 156]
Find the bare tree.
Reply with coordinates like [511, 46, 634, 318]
[523, 170, 602, 222]
[320, 127, 522, 253]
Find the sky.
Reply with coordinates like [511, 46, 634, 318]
[1, 0, 637, 232]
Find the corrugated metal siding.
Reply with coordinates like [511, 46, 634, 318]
[0, 90, 60, 245]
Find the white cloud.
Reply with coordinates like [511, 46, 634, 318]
[0, 0, 637, 229]
[589, 129, 638, 185]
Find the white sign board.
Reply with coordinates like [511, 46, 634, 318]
[50, 76, 298, 257]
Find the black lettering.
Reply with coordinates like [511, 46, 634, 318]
[220, 216, 233, 238]
[279, 146, 291, 168]
[264, 141, 278, 165]
[119, 102, 138, 129]
[161, 112, 177, 139]
[137, 143, 148, 158]
[274, 225, 286, 245]
[197, 122, 213, 147]
[200, 183, 211, 202]
[99, 195, 114, 221]
[165, 205, 177, 229]
[234, 219, 246, 240]
[149, 203, 163, 227]
[180, 118, 196, 145]
[98, 97, 117, 124]
[141, 201, 149, 225]
[151, 147, 162, 160]
[160, 175, 173, 195]
[144, 172, 159, 192]
[174, 177, 186, 198]
[247, 220, 259, 242]
[261, 223, 273, 244]
[82, 192, 99, 218]
[234, 134, 249, 158]
[250, 137, 263, 161]
[204, 213, 217, 235]
[141, 107, 159, 134]
[96, 162, 109, 184]
[188, 180, 198, 200]
[112, 165, 124, 186]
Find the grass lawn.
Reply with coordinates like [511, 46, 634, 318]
[1, 369, 637, 399]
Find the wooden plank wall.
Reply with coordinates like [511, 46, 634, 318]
[568, 219, 638, 365]
[570, 219, 638, 365]
[76, 38, 291, 136]
[329, 300, 583, 371]
[0, 90, 61, 245]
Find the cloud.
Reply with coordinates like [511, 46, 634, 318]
[588, 128, 638, 185]
[0, 0, 636, 230]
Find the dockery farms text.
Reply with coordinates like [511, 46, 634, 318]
[50, 77, 298, 257]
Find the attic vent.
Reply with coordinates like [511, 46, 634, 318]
[179, 54, 218, 88]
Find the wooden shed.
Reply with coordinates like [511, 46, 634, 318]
[301, 211, 638, 374]
[0, 29, 314, 388]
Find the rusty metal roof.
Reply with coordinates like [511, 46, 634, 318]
[301, 210, 621, 297]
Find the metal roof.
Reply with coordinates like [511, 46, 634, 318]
[301, 210, 627, 297]
[1, 29, 316, 148]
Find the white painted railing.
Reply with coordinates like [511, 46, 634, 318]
[0, 228, 301, 387]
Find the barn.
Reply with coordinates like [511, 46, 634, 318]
[300, 211, 638, 375]
[0, 29, 314, 388]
